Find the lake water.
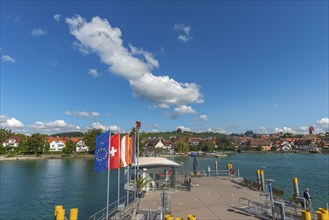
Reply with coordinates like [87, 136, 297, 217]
[0, 153, 328, 219]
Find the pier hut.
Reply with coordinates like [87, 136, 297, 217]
[130, 157, 182, 191]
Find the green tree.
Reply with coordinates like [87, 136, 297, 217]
[62, 140, 76, 154]
[175, 140, 189, 153]
[83, 128, 103, 153]
[255, 146, 263, 151]
[197, 141, 205, 152]
[244, 130, 254, 137]
[216, 136, 234, 151]
[202, 141, 215, 152]
[22, 133, 47, 155]
[0, 128, 13, 145]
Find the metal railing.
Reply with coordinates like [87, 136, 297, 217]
[89, 193, 135, 220]
[239, 197, 272, 219]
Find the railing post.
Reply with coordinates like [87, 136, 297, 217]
[117, 204, 125, 220]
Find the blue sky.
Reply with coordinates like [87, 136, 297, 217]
[1, 1, 328, 135]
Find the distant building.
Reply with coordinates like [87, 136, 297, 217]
[71, 138, 89, 152]
[249, 138, 272, 149]
[48, 137, 66, 151]
[3, 136, 22, 148]
[309, 126, 315, 135]
[144, 138, 171, 150]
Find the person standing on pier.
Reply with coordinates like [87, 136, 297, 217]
[186, 175, 192, 191]
[303, 188, 311, 209]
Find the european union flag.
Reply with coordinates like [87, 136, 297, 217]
[95, 131, 110, 172]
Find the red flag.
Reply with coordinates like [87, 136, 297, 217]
[109, 133, 120, 170]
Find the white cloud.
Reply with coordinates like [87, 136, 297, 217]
[213, 128, 228, 134]
[91, 112, 100, 117]
[91, 122, 120, 133]
[66, 15, 203, 108]
[199, 115, 208, 121]
[30, 120, 80, 133]
[46, 59, 59, 67]
[31, 28, 47, 37]
[274, 126, 296, 134]
[173, 23, 192, 42]
[53, 14, 61, 22]
[176, 125, 191, 132]
[6, 15, 20, 23]
[259, 126, 269, 134]
[272, 104, 279, 107]
[72, 41, 90, 55]
[1, 55, 16, 63]
[129, 44, 159, 70]
[0, 115, 24, 128]
[65, 110, 100, 118]
[174, 105, 196, 115]
[317, 118, 329, 130]
[296, 126, 309, 134]
[89, 69, 101, 78]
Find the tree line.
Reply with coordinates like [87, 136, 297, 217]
[0, 128, 141, 156]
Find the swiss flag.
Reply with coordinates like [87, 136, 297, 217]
[109, 133, 120, 170]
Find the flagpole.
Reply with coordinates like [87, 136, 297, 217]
[117, 131, 120, 207]
[137, 127, 140, 171]
[106, 131, 111, 220]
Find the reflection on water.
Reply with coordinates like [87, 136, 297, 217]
[0, 153, 328, 219]
[172, 153, 329, 210]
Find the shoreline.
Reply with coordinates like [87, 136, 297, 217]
[0, 154, 94, 161]
[1, 150, 327, 161]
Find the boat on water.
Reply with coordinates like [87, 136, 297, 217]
[309, 147, 322, 153]
[189, 151, 227, 158]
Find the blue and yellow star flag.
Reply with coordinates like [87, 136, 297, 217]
[95, 130, 111, 173]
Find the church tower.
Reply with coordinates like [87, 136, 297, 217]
[309, 126, 315, 134]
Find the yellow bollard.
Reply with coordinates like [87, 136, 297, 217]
[301, 209, 311, 220]
[187, 214, 196, 220]
[165, 214, 173, 220]
[318, 208, 329, 220]
[56, 209, 65, 220]
[175, 218, 184, 220]
[317, 211, 326, 220]
[256, 170, 261, 190]
[54, 205, 63, 217]
[259, 169, 265, 192]
[69, 208, 78, 220]
[292, 177, 299, 197]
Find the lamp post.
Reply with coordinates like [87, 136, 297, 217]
[266, 179, 275, 220]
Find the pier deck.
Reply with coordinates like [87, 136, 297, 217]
[138, 177, 263, 219]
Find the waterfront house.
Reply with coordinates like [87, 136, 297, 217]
[186, 137, 203, 146]
[2, 136, 21, 149]
[248, 138, 272, 150]
[279, 140, 293, 152]
[71, 138, 89, 152]
[48, 137, 66, 151]
[294, 140, 315, 151]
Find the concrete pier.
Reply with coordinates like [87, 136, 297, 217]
[138, 177, 263, 219]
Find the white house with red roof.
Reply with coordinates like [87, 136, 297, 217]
[48, 137, 66, 151]
[3, 136, 22, 148]
[71, 138, 89, 152]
